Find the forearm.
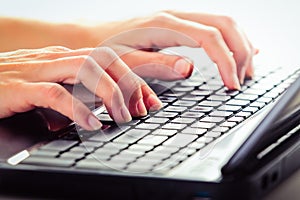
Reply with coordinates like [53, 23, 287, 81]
[0, 17, 99, 52]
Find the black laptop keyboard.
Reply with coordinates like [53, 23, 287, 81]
[21, 66, 300, 173]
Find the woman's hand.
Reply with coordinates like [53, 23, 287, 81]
[91, 11, 258, 89]
[0, 46, 162, 130]
[0, 11, 258, 90]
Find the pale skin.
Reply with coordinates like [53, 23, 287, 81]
[0, 11, 258, 130]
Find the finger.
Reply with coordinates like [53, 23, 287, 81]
[0, 46, 72, 63]
[119, 48, 194, 81]
[89, 47, 162, 116]
[16, 55, 132, 123]
[2, 82, 102, 131]
[165, 11, 257, 83]
[128, 13, 240, 89]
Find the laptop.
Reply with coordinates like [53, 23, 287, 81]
[0, 48, 299, 200]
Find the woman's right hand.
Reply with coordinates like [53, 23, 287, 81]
[0, 46, 162, 131]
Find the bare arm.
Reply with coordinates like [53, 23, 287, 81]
[0, 17, 100, 52]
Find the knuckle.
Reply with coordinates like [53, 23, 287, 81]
[74, 55, 96, 70]
[109, 82, 122, 97]
[204, 27, 223, 42]
[218, 15, 237, 27]
[78, 55, 95, 64]
[43, 84, 65, 101]
[94, 46, 118, 65]
[143, 11, 172, 26]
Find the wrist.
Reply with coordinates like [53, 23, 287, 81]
[55, 23, 97, 49]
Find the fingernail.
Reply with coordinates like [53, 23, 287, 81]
[174, 59, 192, 77]
[136, 98, 147, 116]
[88, 114, 102, 130]
[233, 75, 241, 90]
[121, 105, 132, 122]
[147, 94, 162, 111]
[148, 95, 162, 111]
[239, 76, 245, 85]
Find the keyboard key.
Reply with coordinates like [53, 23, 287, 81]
[191, 122, 216, 129]
[242, 106, 259, 114]
[171, 117, 196, 124]
[226, 99, 250, 107]
[153, 146, 179, 155]
[129, 144, 154, 152]
[135, 123, 160, 130]
[172, 86, 194, 92]
[244, 88, 266, 96]
[189, 106, 213, 113]
[164, 106, 187, 113]
[249, 101, 266, 109]
[59, 151, 86, 160]
[101, 142, 128, 151]
[162, 123, 187, 130]
[220, 121, 237, 128]
[41, 140, 78, 152]
[125, 119, 141, 126]
[133, 157, 161, 168]
[30, 150, 59, 157]
[218, 105, 241, 112]
[191, 90, 212, 96]
[145, 117, 169, 124]
[163, 91, 185, 98]
[227, 116, 244, 123]
[199, 100, 222, 108]
[235, 93, 258, 101]
[211, 126, 229, 133]
[152, 129, 177, 136]
[180, 81, 202, 87]
[138, 135, 168, 146]
[97, 113, 113, 122]
[70, 146, 95, 153]
[112, 150, 143, 162]
[209, 110, 233, 118]
[22, 156, 74, 167]
[114, 129, 150, 144]
[155, 111, 178, 118]
[199, 84, 222, 91]
[207, 95, 230, 102]
[235, 111, 251, 118]
[163, 134, 197, 148]
[204, 131, 222, 138]
[126, 162, 154, 172]
[257, 96, 273, 104]
[196, 137, 214, 144]
[188, 141, 206, 149]
[94, 147, 120, 156]
[85, 153, 111, 160]
[76, 158, 112, 170]
[216, 89, 239, 96]
[88, 125, 130, 142]
[80, 141, 103, 148]
[173, 100, 197, 107]
[200, 116, 224, 123]
[159, 96, 177, 103]
[181, 112, 205, 118]
[182, 127, 207, 135]
[182, 95, 205, 102]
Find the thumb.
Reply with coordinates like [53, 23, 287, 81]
[121, 49, 194, 81]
